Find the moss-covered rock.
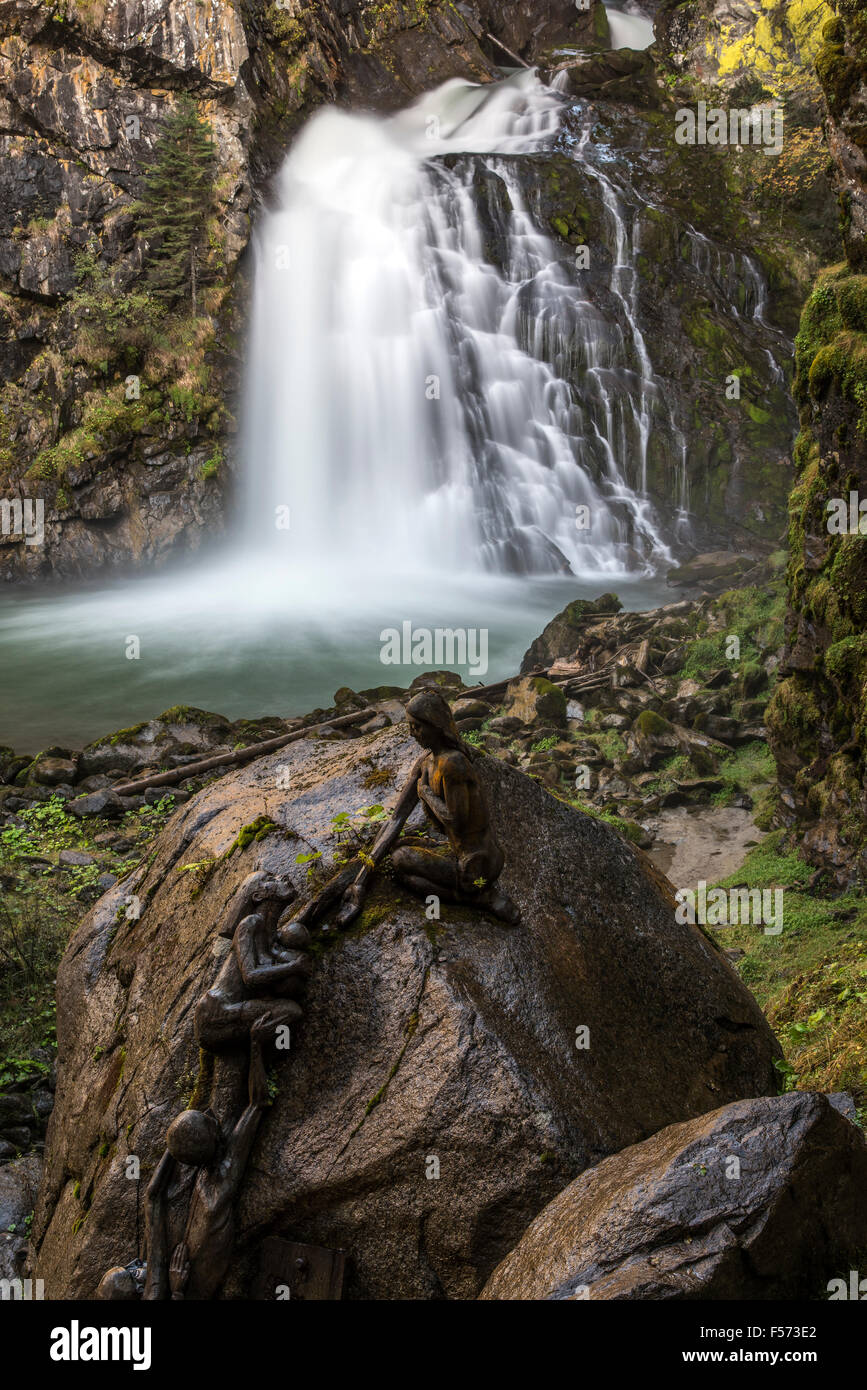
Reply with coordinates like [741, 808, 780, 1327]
[768, 12, 867, 885]
[504, 675, 568, 728]
[520, 592, 623, 672]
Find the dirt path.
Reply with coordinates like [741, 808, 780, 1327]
[644, 806, 765, 891]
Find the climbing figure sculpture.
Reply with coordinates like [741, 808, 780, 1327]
[97, 873, 310, 1301]
[143, 1011, 276, 1300]
[299, 689, 518, 929]
[194, 873, 311, 1052]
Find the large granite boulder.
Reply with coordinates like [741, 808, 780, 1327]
[32, 724, 779, 1299]
[481, 1092, 867, 1300]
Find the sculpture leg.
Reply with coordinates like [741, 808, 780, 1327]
[195, 993, 302, 1053]
[392, 846, 518, 925]
[391, 845, 460, 894]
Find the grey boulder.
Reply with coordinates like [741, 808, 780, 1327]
[481, 1092, 867, 1300]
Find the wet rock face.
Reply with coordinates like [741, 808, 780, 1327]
[476, 0, 608, 60]
[32, 724, 779, 1298]
[480, 1092, 867, 1300]
[655, 0, 832, 96]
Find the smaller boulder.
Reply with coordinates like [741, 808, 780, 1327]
[504, 677, 567, 728]
[451, 697, 493, 720]
[480, 1093, 867, 1301]
[666, 552, 755, 591]
[408, 670, 464, 693]
[28, 754, 78, 786]
[57, 850, 95, 868]
[68, 790, 125, 819]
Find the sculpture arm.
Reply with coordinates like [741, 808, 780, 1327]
[234, 916, 304, 988]
[296, 755, 425, 931]
[331, 756, 426, 927]
[220, 1018, 270, 1196]
[142, 1150, 175, 1301]
[418, 762, 470, 831]
[362, 753, 426, 864]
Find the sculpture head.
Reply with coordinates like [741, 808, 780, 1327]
[406, 690, 471, 756]
[96, 1262, 146, 1300]
[166, 1109, 220, 1168]
[252, 874, 295, 905]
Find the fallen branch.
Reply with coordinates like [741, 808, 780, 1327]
[483, 29, 531, 68]
[111, 707, 378, 797]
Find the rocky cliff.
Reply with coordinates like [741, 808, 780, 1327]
[766, 0, 867, 887]
[655, 0, 833, 100]
[0, 0, 836, 581]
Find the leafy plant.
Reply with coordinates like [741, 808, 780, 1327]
[295, 850, 322, 883]
[531, 735, 558, 752]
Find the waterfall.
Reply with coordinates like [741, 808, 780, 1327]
[603, 2, 656, 52]
[242, 70, 675, 580]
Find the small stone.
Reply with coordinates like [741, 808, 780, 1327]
[451, 698, 492, 720]
[31, 757, 77, 786]
[58, 850, 95, 867]
[409, 670, 464, 693]
[504, 676, 567, 728]
[489, 715, 523, 735]
[78, 776, 114, 794]
[333, 687, 366, 708]
[827, 1093, 858, 1123]
[68, 790, 124, 819]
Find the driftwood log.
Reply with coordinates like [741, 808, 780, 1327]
[111, 707, 378, 797]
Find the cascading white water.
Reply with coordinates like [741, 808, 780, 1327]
[242, 70, 673, 579]
[684, 228, 789, 384]
[603, 1, 656, 51]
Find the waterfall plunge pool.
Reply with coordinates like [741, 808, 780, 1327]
[0, 562, 675, 752]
